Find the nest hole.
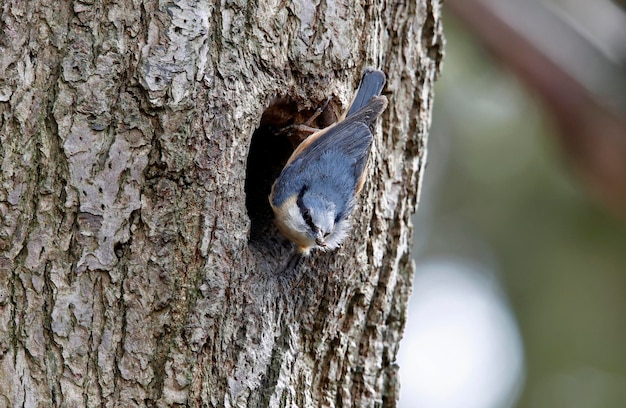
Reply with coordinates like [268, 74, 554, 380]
[245, 99, 337, 251]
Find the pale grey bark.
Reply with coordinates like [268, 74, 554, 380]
[0, 0, 443, 406]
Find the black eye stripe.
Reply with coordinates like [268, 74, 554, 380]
[303, 210, 314, 228]
[296, 185, 317, 231]
[296, 185, 307, 212]
[334, 211, 343, 224]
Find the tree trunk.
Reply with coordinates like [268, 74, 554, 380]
[0, 0, 443, 406]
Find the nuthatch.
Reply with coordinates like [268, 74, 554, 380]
[269, 69, 388, 256]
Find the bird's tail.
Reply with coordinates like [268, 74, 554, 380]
[346, 68, 386, 117]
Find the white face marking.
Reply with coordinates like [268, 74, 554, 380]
[271, 196, 316, 252]
[321, 218, 350, 251]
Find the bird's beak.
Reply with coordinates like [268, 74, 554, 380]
[315, 232, 326, 247]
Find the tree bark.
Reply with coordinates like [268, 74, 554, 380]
[0, 0, 443, 406]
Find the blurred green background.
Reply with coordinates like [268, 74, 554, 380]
[401, 3, 626, 407]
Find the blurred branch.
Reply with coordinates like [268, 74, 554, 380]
[446, 0, 626, 221]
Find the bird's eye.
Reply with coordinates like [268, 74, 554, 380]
[302, 209, 313, 226]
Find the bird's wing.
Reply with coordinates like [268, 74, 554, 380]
[271, 120, 372, 206]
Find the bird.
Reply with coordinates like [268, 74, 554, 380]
[269, 68, 388, 256]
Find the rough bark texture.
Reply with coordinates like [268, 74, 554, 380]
[0, 0, 443, 406]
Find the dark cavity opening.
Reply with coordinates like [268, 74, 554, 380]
[245, 99, 337, 252]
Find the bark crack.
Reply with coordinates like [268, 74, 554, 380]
[84, 274, 104, 406]
[43, 261, 63, 406]
[112, 261, 129, 403]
